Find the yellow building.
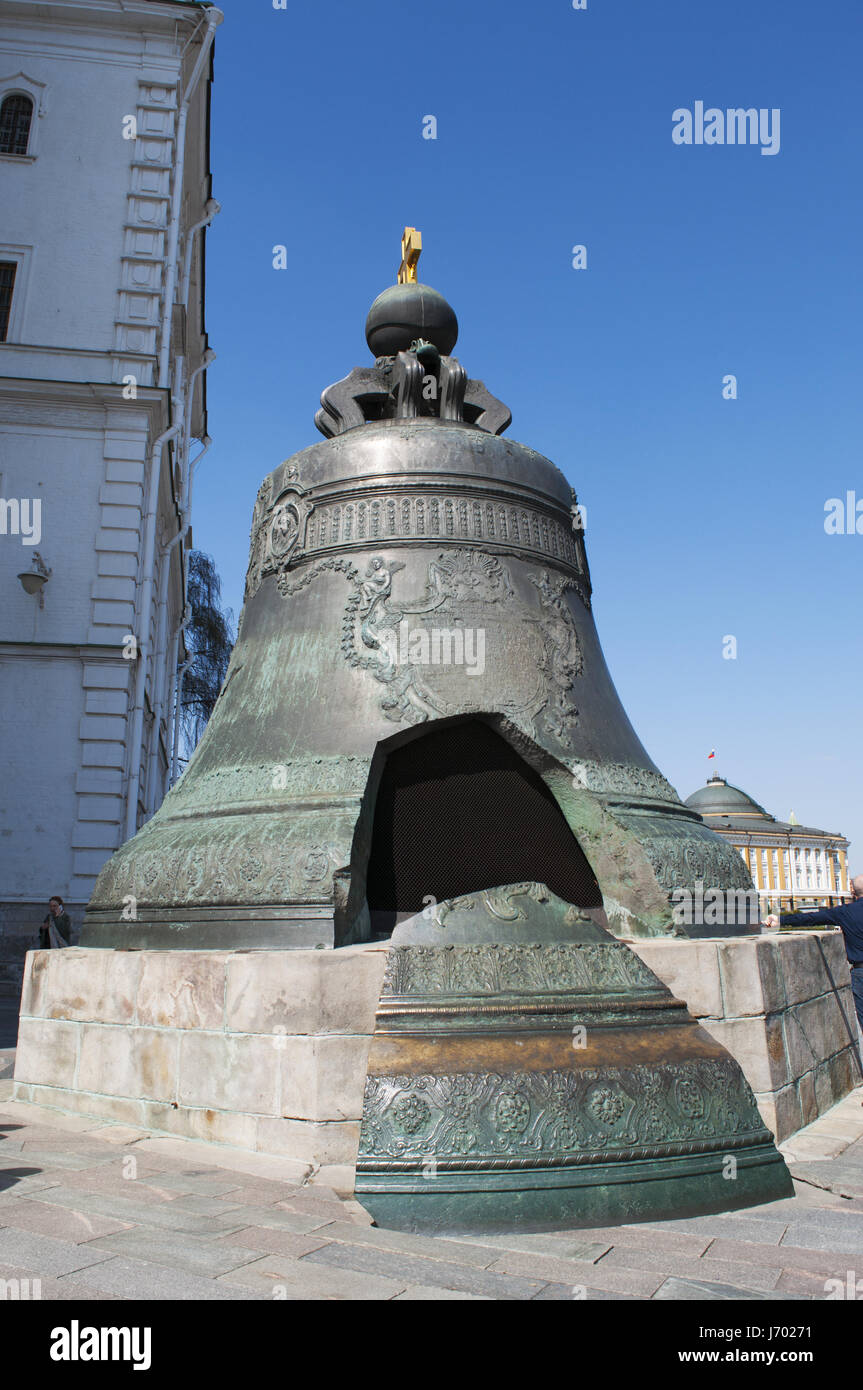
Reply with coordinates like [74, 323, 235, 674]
[685, 776, 850, 915]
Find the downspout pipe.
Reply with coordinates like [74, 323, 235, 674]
[181, 198, 220, 313]
[168, 428, 214, 790]
[154, 429, 213, 807]
[171, 649, 193, 785]
[125, 418, 181, 841]
[144, 348, 213, 814]
[157, 7, 223, 389]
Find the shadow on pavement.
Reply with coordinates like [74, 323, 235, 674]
[0, 1119, 42, 1193]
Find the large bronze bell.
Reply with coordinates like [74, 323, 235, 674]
[80, 236, 792, 1229]
[82, 247, 757, 950]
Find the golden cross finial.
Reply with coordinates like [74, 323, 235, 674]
[397, 226, 422, 285]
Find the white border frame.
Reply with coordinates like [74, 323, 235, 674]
[0, 71, 48, 160]
[0, 245, 34, 344]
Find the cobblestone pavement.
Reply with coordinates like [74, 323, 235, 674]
[0, 1081, 861, 1301]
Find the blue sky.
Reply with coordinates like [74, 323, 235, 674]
[197, 0, 862, 859]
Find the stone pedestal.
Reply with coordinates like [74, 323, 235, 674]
[12, 945, 388, 1188]
[628, 930, 862, 1142]
[11, 930, 860, 1185]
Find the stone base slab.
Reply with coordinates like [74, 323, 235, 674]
[11, 930, 861, 1179]
[628, 930, 862, 1142]
[12, 945, 389, 1176]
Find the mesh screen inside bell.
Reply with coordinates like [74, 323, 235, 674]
[365, 719, 603, 919]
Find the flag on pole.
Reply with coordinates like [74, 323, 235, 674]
[707, 749, 715, 760]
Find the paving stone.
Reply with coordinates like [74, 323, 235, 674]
[0, 1152, 46, 1169]
[157, 1193, 249, 1217]
[533, 1282, 643, 1301]
[132, 1135, 312, 1186]
[141, 1172, 246, 1197]
[276, 1193, 350, 1220]
[210, 1184, 304, 1208]
[50, 1171, 186, 1201]
[28, 1186, 247, 1236]
[673, 1216, 790, 1244]
[761, 1189, 844, 1212]
[790, 1161, 863, 1199]
[599, 1245, 780, 1291]
[653, 1276, 809, 1301]
[707, 1238, 857, 1277]
[207, 1205, 333, 1235]
[82, 1228, 264, 1278]
[809, 1118, 863, 1141]
[1, 1147, 111, 1172]
[445, 1231, 610, 1262]
[63, 1256, 267, 1301]
[786, 1206, 863, 1237]
[312, 1221, 499, 1268]
[0, 1227, 116, 1278]
[94, 1149, 188, 1174]
[781, 1217, 863, 1255]
[486, 1251, 663, 1298]
[622, 1212, 784, 1239]
[339, 1199, 375, 1226]
[18, 1136, 130, 1156]
[782, 1136, 848, 1162]
[212, 1226, 332, 1259]
[0, 1261, 125, 1302]
[218, 1252, 407, 1300]
[0, 1104, 98, 1133]
[0, 1163, 53, 1184]
[393, 1284, 491, 1300]
[776, 1267, 841, 1297]
[301, 1183, 341, 1203]
[86, 1127, 153, 1147]
[0, 1172, 64, 1196]
[551, 1225, 712, 1257]
[313, 1165, 360, 1197]
[0, 1197, 133, 1242]
[303, 1241, 549, 1299]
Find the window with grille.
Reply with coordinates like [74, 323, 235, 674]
[0, 94, 34, 156]
[0, 262, 16, 342]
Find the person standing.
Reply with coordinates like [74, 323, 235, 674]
[765, 874, 863, 1033]
[39, 896, 71, 949]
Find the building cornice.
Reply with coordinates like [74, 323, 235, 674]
[0, 4, 213, 73]
[0, 375, 166, 422]
[0, 643, 136, 660]
[1, 1, 206, 30]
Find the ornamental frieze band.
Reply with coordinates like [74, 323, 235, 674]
[570, 759, 681, 805]
[382, 941, 661, 997]
[357, 1058, 769, 1169]
[245, 483, 590, 601]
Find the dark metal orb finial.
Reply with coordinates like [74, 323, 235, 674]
[365, 282, 458, 358]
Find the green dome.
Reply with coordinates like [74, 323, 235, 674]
[685, 777, 772, 822]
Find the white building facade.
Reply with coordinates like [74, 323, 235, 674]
[0, 0, 221, 978]
[686, 777, 850, 917]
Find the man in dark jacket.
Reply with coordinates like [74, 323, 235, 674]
[39, 896, 72, 949]
[765, 874, 863, 1031]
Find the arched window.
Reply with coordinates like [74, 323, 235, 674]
[0, 94, 34, 156]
